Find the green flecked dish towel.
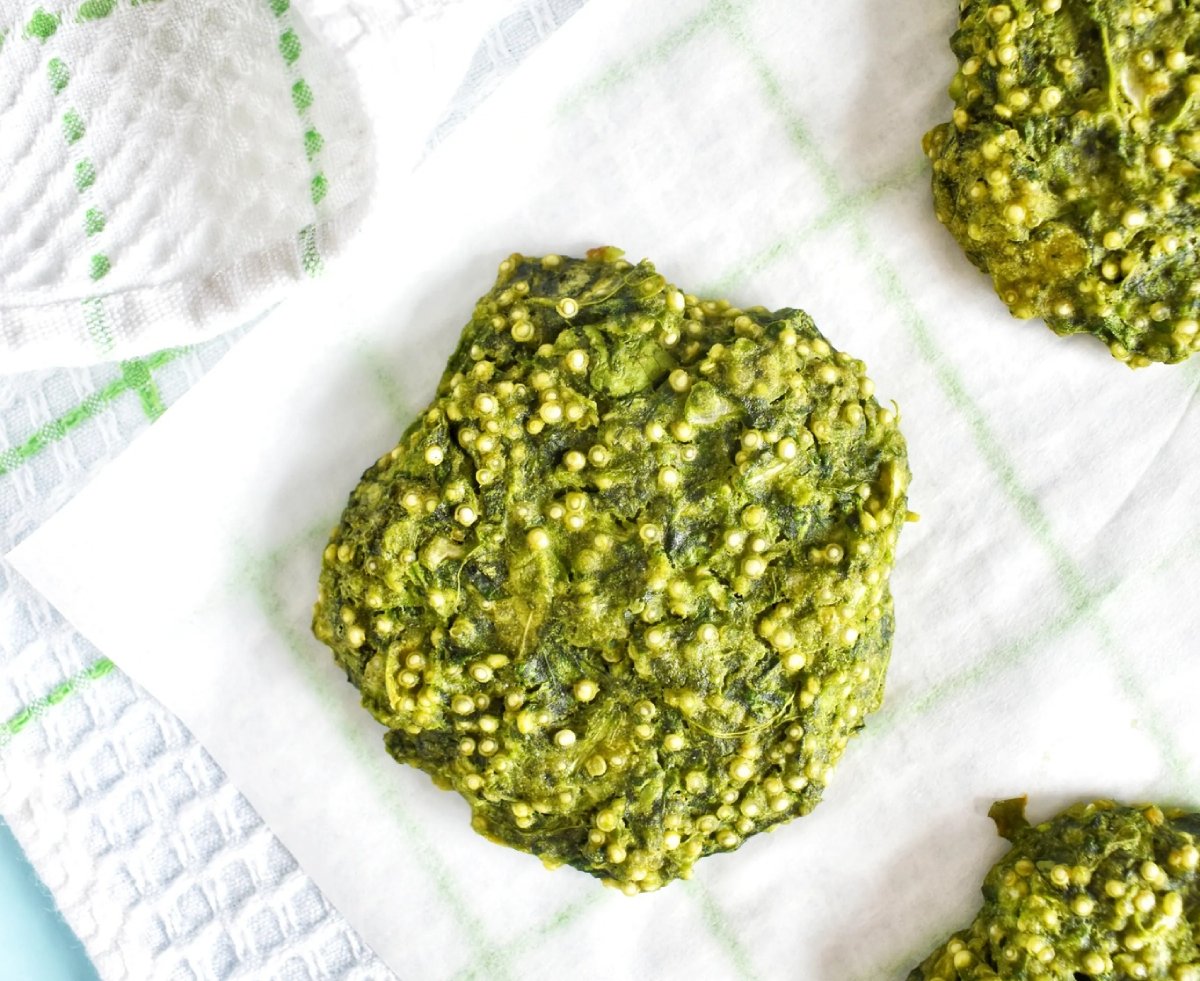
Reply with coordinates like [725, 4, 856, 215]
[10, 0, 1200, 978]
[0, 0, 496, 371]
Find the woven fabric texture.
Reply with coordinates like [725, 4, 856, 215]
[0, 0, 374, 370]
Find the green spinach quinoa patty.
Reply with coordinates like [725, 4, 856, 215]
[925, 0, 1200, 366]
[911, 799, 1200, 980]
[312, 248, 910, 892]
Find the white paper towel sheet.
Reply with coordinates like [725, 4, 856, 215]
[11, 0, 1200, 978]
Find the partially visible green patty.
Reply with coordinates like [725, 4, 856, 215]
[910, 798, 1200, 980]
[312, 248, 910, 893]
[925, 0, 1200, 366]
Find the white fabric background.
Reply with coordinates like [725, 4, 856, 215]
[0, 0, 367, 369]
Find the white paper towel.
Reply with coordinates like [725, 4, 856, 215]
[11, 0, 1200, 978]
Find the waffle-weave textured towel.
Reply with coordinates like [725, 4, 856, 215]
[10, 0, 1200, 978]
[0, 0, 551, 372]
[0, 2, 587, 977]
[0, 0, 381, 370]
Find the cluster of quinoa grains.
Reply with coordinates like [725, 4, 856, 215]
[312, 248, 910, 892]
[910, 799, 1200, 980]
[924, 0, 1200, 365]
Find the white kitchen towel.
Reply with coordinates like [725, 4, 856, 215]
[0, 566, 391, 981]
[0, 0, 510, 372]
[10, 0, 1200, 979]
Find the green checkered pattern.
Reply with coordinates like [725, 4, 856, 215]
[6, 1, 1200, 977]
[1, 355, 173, 480]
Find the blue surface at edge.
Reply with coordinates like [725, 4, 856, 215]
[0, 817, 99, 981]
